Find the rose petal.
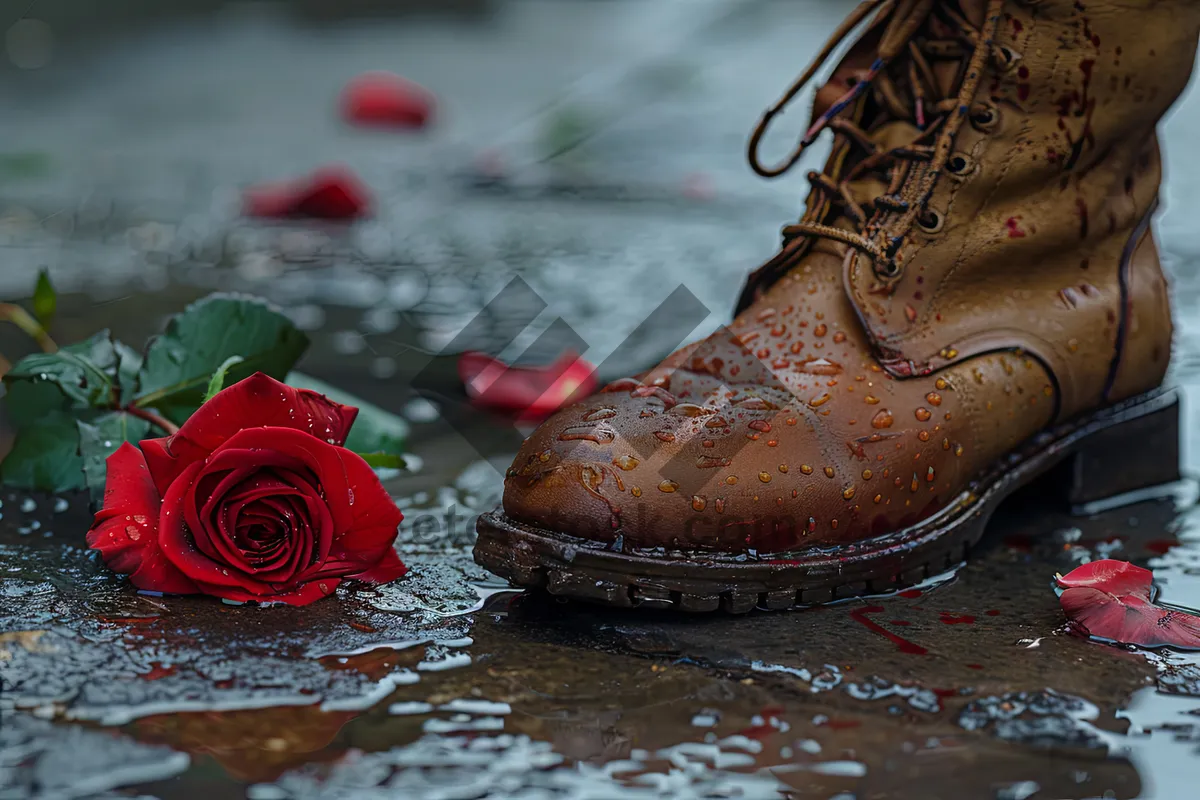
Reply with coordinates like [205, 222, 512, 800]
[1061, 586, 1200, 648]
[141, 373, 358, 497]
[159, 461, 257, 590]
[1056, 559, 1200, 649]
[189, 576, 342, 607]
[85, 443, 198, 595]
[458, 350, 597, 420]
[207, 427, 403, 576]
[341, 72, 434, 129]
[243, 166, 371, 220]
[346, 547, 408, 584]
[1056, 560, 1154, 597]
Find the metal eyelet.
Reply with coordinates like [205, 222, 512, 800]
[946, 152, 977, 179]
[876, 260, 902, 279]
[970, 103, 1000, 132]
[995, 46, 1023, 73]
[916, 208, 945, 234]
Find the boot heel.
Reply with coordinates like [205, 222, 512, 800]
[1066, 395, 1181, 512]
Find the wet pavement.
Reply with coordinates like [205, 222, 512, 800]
[4, 1, 1200, 797]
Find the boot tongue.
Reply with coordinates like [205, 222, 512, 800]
[956, 0, 987, 27]
[810, 119, 921, 259]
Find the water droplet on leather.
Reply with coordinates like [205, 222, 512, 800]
[926, 466, 936, 482]
[613, 455, 639, 471]
[631, 486, 642, 497]
[749, 420, 771, 433]
[797, 357, 842, 376]
[705, 416, 728, 429]
[736, 397, 777, 411]
[584, 407, 617, 421]
[654, 431, 676, 442]
[824, 466, 835, 478]
[790, 341, 804, 354]
[842, 487, 856, 500]
[726, 475, 738, 485]
[778, 464, 789, 473]
[918, 430, 930, 442]
[671, 403, 713, 417]
[833, 332, 846, 343]
[871, 410, 894, 429]
[758, 472, 771, 483]
[560, 426, 616, 444]
[935, 378, 948, 390]
[925, 392, 942, 406]
[809, 392, 831, 407]
[814, 324, 828, 337]
[538, 450, 553, 462]
[692, 495, 707, 512]
[862, 469, 873, 480]
[715, 498, 726, 513]
[915, 408, 932, 422]
[955, 444, 964, 457]
[658, 480, 678, 493]
[800, 465, 814, 474]
[696, 455, 732, 469]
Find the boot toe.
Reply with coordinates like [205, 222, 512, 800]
[501, 374, 830, 553]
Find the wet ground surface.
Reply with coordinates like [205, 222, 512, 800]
[4, 1, 1200, 797]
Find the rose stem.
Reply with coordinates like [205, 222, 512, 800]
[0, 303, 58, 353]
[125, 405, 180, 435]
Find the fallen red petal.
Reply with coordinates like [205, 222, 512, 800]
[458, 350, 597, 420]
[341, 72, 434, 129]
[1056, 559, 1200, 649]
[1055, 559, 1153, 597]
[244, 166, 371, 220]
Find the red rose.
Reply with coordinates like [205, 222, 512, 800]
[86, 373, 406, 605]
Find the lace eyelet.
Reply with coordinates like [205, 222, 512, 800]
[995, 46, 1023, 73]
[916, 208, 945, 234]
[970, 104, 1000, 132]
[876, 260, 902, 279]
[946, 152, 977, 179]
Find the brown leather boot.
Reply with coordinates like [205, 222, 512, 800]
[474, 0, 1200, 611]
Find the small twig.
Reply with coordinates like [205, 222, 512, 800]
[0, 303, 57, 352]
[124, 405, 180, 436]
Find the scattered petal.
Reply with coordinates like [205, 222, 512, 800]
[244, 166, 371, 220]
[341, 71, 434, 129]
[458, 350, 597, 420]
[1056, 559, 1200, 649]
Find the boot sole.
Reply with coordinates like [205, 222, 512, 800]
[473, 389, 1181, 612]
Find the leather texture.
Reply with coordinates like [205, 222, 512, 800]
[496, 0, 1198, 555]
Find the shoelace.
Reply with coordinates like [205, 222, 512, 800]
[746, 0, 1003, 284]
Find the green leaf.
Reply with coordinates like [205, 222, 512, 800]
[203, 355, 246, 404]
[32, 269, 56, 328]
[286, 372, 410, 458]
[0, 151, 52, 181]
[3, 331, 121, 409]
[77, 413, 152, 506]
[134, 294, 309, 423]
[0, 411, 88, 492]
[356, 452, 407, 470]
[113, 340, 144, 406]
